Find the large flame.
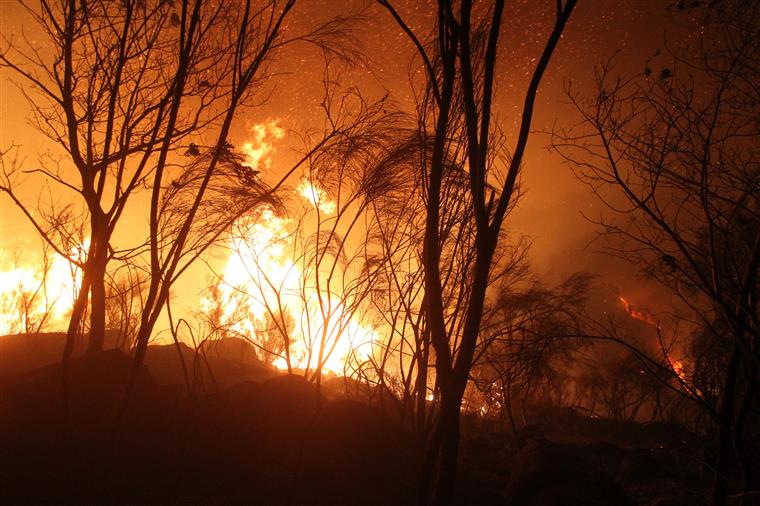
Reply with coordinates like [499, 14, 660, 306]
[241, 120, 285, 170]
[201, 121, 376, 375]
[0, 245, 83, 335]
[296, 180, 336, 215]
[206, 204, 376, 374]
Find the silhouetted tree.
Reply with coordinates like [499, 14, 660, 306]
[472, 272, 592, 441]
[0, 0, 358, 367]
[378, 1, 577, 503]
[1, 0, 239, 355]
[553, 2, 760, 503]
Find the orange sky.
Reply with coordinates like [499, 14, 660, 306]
[0, 0, 684, 334]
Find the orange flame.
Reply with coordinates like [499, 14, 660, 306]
[241, 120, 284, 171]
[0, 244, 84, 335]
[201, 121, 375, 375]
[296, 180, 336, 215]
[618, 296, 657, 326]
[672, 359, 686, 381]
[205, 205, 376, 374]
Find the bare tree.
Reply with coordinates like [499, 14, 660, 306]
[2, 0, 224, 355]
[0, 145, 89, 339]
[364, 137, 432, 434]
[552, 2, 760, 503]
[472, 272, 592, 443]
[0, 0, 356, 363]
[377, 1, 577, 502]
[365, 135, 519, 438]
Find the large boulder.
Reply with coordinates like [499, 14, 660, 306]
[199, 336, 261, 365]
[0, 332, 68, 376]
[143, 338, 277, 392]
[0, 329, 123, 377]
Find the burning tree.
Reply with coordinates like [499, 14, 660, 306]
[552, 1, 760, 503]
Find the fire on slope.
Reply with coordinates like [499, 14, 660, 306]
[200, 122, 377, 376]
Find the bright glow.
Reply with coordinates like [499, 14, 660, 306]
[0, 265, 40, 334]
[204, 207, 376, 375]
[202, 121, 375, 375]
[241, 120, 285, 171]
[618, 296, 657, 326]
[672, 359, 686, 381]
[0, 243, 84, 335]
[297, 180, 336, 215]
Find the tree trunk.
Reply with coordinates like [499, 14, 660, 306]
[63, 266, 92, 362]
[428, 387, 463, 506]
[61, 261, 93, 425]
[416, 335, 429, 436]
[504, 381, 521, 449]
[733, 359, 757, 505]
[86, 249, 108, 353]
[710, 339, 742, 506]
[84, 211, 110, 354]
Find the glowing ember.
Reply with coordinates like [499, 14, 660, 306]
[672, 359, 686, 381]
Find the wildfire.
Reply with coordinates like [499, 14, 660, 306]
[0, 246, 83, 335]
[618, 296, 657, 326]
[619, 296, 690, 385]
[201, 121, 376, 375]
[296, 180, 336, 215]
[241, 120, 285, 170]
[205, 204, 376, 374]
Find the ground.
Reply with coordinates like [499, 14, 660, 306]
[0, 334, 708, 505]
